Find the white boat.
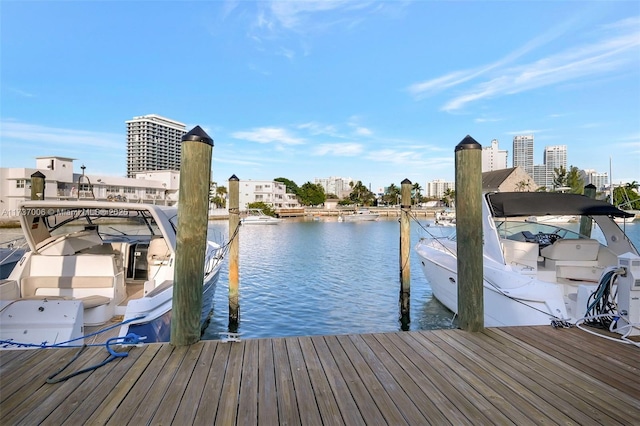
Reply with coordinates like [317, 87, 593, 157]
[339, 209, 379, 222]
[614, 215, 637, 225]
[241, 208, 282, 225]
[0, 200, 225, 349]
[415, 192, 640, 332]
[525, 215, 577, 223]
[434, 209, 456, 226]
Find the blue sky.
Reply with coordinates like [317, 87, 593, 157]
[1, 0, 639, 193]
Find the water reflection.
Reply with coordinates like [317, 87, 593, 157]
[203, 217, 458, 340]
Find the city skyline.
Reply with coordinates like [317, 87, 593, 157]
[1, 1, 639, 192]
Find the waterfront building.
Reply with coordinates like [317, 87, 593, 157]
[582, 169, 609, 192]
[543, 145, 568, 189]
[425, 179, 455, 199]
[314, 176, 353, 199]
[512, 135, 534, 176]
[0, 156, 179, 218]
[482, 139, 508, 172]
[236, 179, 301, 211]
[126, 114, 186, 178]
[532, 164, 549, 189]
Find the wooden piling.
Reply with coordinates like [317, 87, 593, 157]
[399, 178, 411, 328]
[579, 184, 596, 237]
[171, 126, 213, 347]
[455, 135, 484, 332]
[228, 175, 240, 327]
[30, 171, 45, 200]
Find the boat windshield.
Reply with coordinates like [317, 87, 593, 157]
[43, 208, 163, 239]
[495, 220, 584, 242]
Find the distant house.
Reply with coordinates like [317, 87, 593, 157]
[324, 198, 340, 210]
[482, 167, 538, 193]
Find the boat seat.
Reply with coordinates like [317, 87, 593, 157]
[540, 239, 600, 261]
[21, 254, 118, 298]
[502, 239, 539, 272]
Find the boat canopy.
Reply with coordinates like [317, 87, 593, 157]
[486, 192, 634, 218]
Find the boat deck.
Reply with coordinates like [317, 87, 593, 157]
[1, 326, 638, 425]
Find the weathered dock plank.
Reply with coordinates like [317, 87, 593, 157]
[172, 339, 218, 424]
[0, 326, 638, 425]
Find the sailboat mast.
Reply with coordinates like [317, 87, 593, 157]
[609, 157, 613, 204]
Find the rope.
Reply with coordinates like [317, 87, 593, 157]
[46, 333, 146, 384]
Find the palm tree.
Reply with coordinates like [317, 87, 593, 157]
[383, 183, 400, 206]
[412, 182, 423, 205]
[442, 188, 455, 207]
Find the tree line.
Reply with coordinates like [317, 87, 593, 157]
[209, 169, 640, 212]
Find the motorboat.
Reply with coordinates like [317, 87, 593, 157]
[434, 209, 456, 227]
[415, 192, 640, 333]
[0, 235, 28, 279]
[241, 208, 282, 225]
[339, 209, 379, 222]
[0, 200, 225, 349]
[525, 215, 578, 223]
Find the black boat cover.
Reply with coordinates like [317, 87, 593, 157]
[486, 192, 633, 218]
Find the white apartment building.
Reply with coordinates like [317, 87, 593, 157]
[582, 169, 609, 192]
[314, 176, 353, 198]
[531, 145, 569, 189]
[0, 156, 180, 218]
[126, 114, 186, 177]
[425, 179, 455, 199]
[512, 135, 534, 176]
[482, 139, 508, 172]
[236, 179, 300, 211]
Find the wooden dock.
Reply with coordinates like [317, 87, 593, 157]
[1, 326, 638, 425]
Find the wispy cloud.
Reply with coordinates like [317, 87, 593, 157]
[409, 16, 640, 112]
[231, 127, 305, 145]
[263, 1, 377, 33]
[7, 87, 35, 98]
[313, 142, 363, 156]
[505, 129, 546, 135]
[0, 120, 122, 149]
[474, 117, 503, 123]
[354, 126, 372, 136]
[298, 121, 339, 136]
[365, 148, 427, 166]
[248, 1, 404, 57]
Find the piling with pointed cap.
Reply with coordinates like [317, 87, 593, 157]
[228, 174, 240, 328]
[579, 184, 597, 237]
[455, 135, 484, 332]
[171, 125, 213, 347]
[30, 171, 46, 200]
[399, 178, 412, 329]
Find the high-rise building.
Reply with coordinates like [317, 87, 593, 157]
[583, 169, 609, 192]
[512, 135, 534, 176]
[426, 179, 455, 199]
[543, 145, 568, 188]
[314, 176, 353, 198]
[126, 114, 187, 177]
[482, 139, 508, 172]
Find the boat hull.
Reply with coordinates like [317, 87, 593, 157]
[121, 267, 220, 342]
[415, 241, 568, 327]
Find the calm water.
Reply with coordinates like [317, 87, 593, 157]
[203, 218, 640, 341]
[2, 218, 639, 341]
[203, 217, 460, 340]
